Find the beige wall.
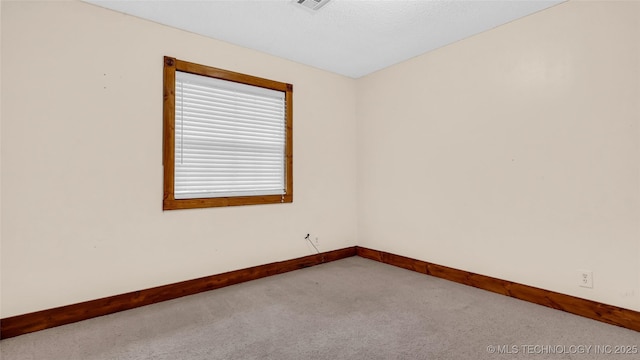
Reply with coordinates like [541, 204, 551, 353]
[357, 0, 640, 311]
[2, 0, 639, 318]
[0, 0, 3, 317]
[0, 0, 358, 317]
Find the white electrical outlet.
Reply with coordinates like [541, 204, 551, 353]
[314, 236, 319, 247]
[578, 270, 593, 288]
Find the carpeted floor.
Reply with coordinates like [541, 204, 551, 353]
[1, 257, 638, 359]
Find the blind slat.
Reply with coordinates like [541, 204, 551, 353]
[174, 71, 286, 199]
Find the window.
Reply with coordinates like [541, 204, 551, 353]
[163, 56, 293, 210]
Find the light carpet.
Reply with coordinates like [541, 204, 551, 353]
[1, 257, 638, 359]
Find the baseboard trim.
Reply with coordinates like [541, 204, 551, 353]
[0, 246, 357, 339]
[356, 246, 640, 332]
[4, 245, 637, 339]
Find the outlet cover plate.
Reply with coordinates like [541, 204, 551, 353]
[578, 270, 593, 288]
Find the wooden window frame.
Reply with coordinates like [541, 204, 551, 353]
[163, 56, 293, 210]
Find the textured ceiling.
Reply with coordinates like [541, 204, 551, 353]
[84, 0, 564, 78]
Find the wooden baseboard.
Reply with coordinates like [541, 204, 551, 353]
[356, 246, 640, 332]
[0, 247, 357, 339]
[4, 245, 637, 339]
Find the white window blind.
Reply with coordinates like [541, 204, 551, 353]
[174, 71, 286, 199]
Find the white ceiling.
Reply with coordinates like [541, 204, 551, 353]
[84, 0, 564, 78]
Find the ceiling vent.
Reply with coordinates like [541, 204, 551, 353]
[294, 0, 332, 12]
